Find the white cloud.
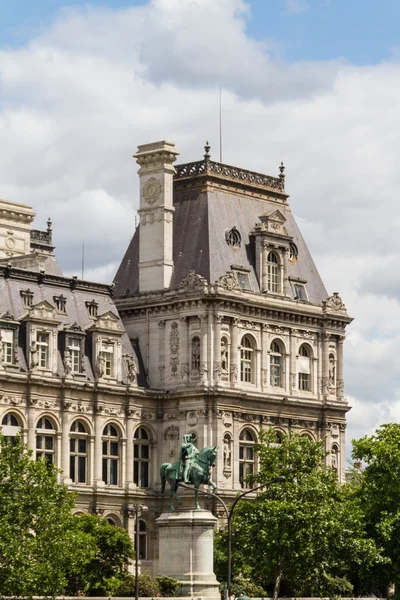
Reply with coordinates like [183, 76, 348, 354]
[0, 0, 400, 448]
[284, 0, 309, 15]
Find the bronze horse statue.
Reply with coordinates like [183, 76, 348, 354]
[160, 445, 218, 510]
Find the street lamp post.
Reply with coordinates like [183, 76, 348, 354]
[128, 503, 148, 600]
[178, 476, 285, 599]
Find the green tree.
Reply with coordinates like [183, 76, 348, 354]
[68, 513, 135, 596]
[0, 434, 94, 597]
[223, 430, 383, 598]
[352, 422, 400, 594]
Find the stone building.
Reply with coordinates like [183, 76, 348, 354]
[0, 142, 352, 576]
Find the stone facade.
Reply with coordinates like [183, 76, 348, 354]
[0, 140, 352, 577]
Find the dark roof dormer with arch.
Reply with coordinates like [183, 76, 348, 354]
[114, 147, 328, 305]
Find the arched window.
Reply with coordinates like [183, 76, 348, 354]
[106, 516, 117, 526]
[135, 519, 148, 560]
[274, 430, 285, 444]
[134, 427, 150, 488]
[36, 417, 56, 464]
[191, 336, 200, 371]
[298, 344, 311, 391]
[102, 424, 120, 486]
[267, 251, 279, 293]
[239, 429, 256, 488]
[1, 412, 21, 444]
[270, 340, 283, 387]
[70, 420, 88, 484]
[240, 335, 255, 383]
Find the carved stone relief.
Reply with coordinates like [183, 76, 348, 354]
[187, 411, 198, 427]
[179, 270, 207, 290]
[170, 322, 179, 378]
[217, 271, 239, 291]
[143, 177, 162, 205]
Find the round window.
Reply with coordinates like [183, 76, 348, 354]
[225, 227, 241, 248]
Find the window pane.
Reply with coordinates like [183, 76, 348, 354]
[70, 438, 76, 452]
[141, 462, 149, 488]
[78, 439, 86, 453]
[110, 441, 119, 456]
[139, 535, 147, 560]
[36, 435, 42, 449]
[134, 461, 139, 485]
[70, 456, 75, 482]
[78, 456, 86, 483]
[102, 441, 107, 455]
[110, 459, 118, 485]
[45, 436, 53, 450]
[141, 445, 149, 459]
[134, 445, 139, 459]
[102, 458, 108, 483]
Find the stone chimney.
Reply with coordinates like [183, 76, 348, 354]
[134, 141, 179, 293]
[0, 200, 35, 258]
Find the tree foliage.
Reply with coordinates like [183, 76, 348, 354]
[0, 435, 94, 597]
[352, 422, 400, 594]
[66, 513, 135, 596]
[219, 430, 383, 598]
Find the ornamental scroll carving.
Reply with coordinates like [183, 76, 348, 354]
[1, 395, 23, 406]
[324, 292, 347, 313]
[170, 322, 179, 377]
[180, 270, 207, 291]
[217, 271, 239, 291]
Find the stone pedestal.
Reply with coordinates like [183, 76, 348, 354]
[156, 510, 220, 599]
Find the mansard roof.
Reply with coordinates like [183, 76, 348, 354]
[114, 153, 328, 306]
[0, 266, 146, 386]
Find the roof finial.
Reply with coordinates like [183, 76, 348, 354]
[204, 141, 211, 160]
[47, 217, 52, 232]
[279, 161, 285, 190]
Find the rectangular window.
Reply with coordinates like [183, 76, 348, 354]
[294, 283, 308, 301]
[99, 344, 114, 377]
[37, 333, 49, 369]
[1, 329, 13, 364]
[299, 372, 310, 391]
[270, 355, 281, 387]
[234, 271, 251, 291]
[68, 338, 81, 372]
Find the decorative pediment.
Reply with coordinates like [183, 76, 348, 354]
[63, 321, 85, 335]
[179, 270, 208, 291]
[216, 271, 239, 291]
[89, 311, 122, 333]
[24, 300, 60, 324]
[0, 311, 19, 325]
[258, 209, 288, 235]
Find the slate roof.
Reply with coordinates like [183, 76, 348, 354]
[0, 266, 146, 386]
[114, 157, 328, 306]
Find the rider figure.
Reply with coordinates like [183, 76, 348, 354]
[179, 433, 199, 483]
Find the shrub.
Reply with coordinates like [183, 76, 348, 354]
[156, 575, 182, 596]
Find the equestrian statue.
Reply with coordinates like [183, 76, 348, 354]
[160, 433, 218, 510]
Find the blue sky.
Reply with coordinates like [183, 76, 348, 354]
[2, 0, 400, 65]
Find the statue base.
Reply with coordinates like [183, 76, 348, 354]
[156, 510, 220, 599]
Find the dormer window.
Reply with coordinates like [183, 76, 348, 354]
[86, 300, 98, 318]
[1, 329, 13, 364]
[54, 294, 67, 313]
[37, 332, 49, 369]
[68, 338, 82, 373]
[20, 289, 34, 307]
[232, 265, 251, 291]
[98, 342, 114, 377]
[290, 278, 308, 302]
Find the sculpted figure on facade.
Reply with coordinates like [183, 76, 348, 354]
[95, 354, 105, 379]
[191, 337, 200, 371]
[30, 341, 38, 370]
[223, 433, 231, 468]
[63, 350, 72, 376]
[221, 339, 228, 376]
[125, 355, 137, 384]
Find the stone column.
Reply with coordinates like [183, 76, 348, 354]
[180, 316, 189, 384]
[261, 241, 268, 292]
[126, 414, 134, 489]
[289, 329, 297, 395]
[213, 315, 222, 384]
[261, 324, 268, 391]
[94, 410, 104, 487]
[230, 318, 239, 383]
[255, 348, 262, 388]
[61, 409, 71, 483]
[336, 336, 345, 401]
[283, 247, 290, 295]
[27, 404, 36, 452]
[321, 332, 330, 397]
[200, 314, 208, 384]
